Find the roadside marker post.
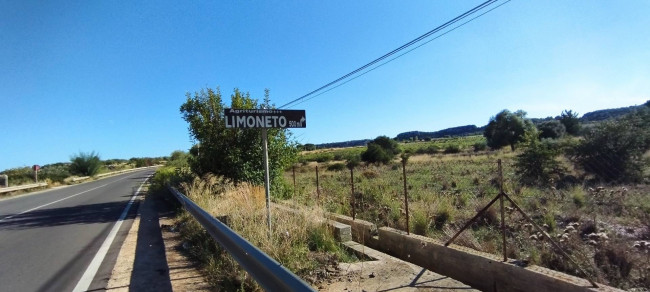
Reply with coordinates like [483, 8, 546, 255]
[32, 165, 40, 183]
[224, 109, 306, 236]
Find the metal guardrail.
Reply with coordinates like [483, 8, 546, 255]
[0, 182, 48, 194]
[168, 186, 315, 292]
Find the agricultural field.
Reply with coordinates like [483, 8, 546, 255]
[283, 137, 650, 290]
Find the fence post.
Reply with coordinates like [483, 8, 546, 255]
[350, 167, 356, 220]
[498, 159, 506, 261]
[402, 154, 410, 234]
[292, 165, 296, 199]
[316, 164, 320, 204]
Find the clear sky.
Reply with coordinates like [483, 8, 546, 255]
[1, 0, 649, 170]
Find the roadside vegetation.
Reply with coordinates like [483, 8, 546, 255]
[153, 87, 355, 290]
[284, 104, 650, 290]
[0, 152, 165, 189]
[164, 94, 649, 290]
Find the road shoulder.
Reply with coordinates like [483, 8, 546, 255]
[106, 190, 210, 291]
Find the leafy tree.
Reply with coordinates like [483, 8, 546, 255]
[361, 136, 401, 164]
[515, 132, 563, 186]
[559, 110, 581, 136]
[484, 110, 536, 151]
[70, 151, 102, 176]
[167, 150, 189, 168]
[571, 107, 650, 182]
[538, 120, 566, 139]
[303, 143, 316, 151]
[179, 87, 297, 187]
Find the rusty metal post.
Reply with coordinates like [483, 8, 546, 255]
[350, 167, 356, 220]
[498, 159, 507, 261]
[315, 165, 320, 204]
[402, 156, 410, 234]
[292, 165, 296, 199]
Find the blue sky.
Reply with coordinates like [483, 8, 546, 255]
[1, 0, 649, 170]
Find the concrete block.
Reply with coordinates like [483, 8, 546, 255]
[377, 227, 619, 292]
[327, 220, 352, 242]
[326, 213, 378, 249]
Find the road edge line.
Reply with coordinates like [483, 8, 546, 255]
[72, 173, 153, 292]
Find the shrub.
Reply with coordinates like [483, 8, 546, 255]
[314, 153, 334, 163]
[433, 203, 454, 230]
[326, 163, 346, 172]
[571, 108, 650, 182]
[559, 109, 581, 136]
[361, 136, 400, 164]
[444, 144, 461, 154]
[537, 120, 566, 139]
[515, 132, 563, 186]
[594, 245, 633, 284]
[69, 151, 102, 176]
[40, 163, 71, 183]
[473, 141, 487, 152]
[571, 189, 585, 208]
[0, 167, 34, 185]
[412, 210, 429, 235]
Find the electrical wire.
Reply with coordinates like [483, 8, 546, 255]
[288, 0, 512, 108]
[280, 0, 509, 108]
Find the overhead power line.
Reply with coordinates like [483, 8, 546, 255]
[280, 0, 510, 109]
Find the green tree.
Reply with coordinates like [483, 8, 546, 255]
[167, 150, 189, 168]
[538, 120, 566, 139]
[303, 143, 316, 151]
[571, 107, 650, 182]
[70, 151, 102, 176]
[179, 87, 297, 187]
[361, 136, 401, 164]
[515, 132, 563, 186]
[484, 110, 536, 151]
[559, 110, 581, 136]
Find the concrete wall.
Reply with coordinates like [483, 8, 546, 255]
[377, 227, 618, 292]
[326, 213, 379, 249]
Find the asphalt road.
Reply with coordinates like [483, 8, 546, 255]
[0, 169, 155, 292]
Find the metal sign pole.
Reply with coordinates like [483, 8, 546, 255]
[262, 128, 272, 237]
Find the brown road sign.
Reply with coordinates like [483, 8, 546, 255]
[224, 109, 306, 129]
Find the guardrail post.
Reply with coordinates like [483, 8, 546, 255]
[0, 175, 7, 187]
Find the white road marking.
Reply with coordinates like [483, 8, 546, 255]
[0, 176, 131, 223]
[72, 174, 152, 292]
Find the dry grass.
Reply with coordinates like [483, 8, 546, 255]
[173, 174, 354, 290]
[287, 147, 650, 289]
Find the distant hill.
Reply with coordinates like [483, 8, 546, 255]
[315, 139, 371, 149]
[580, 104, 645, 122]
[313, 101, 648, 149]
[395, 125, 484, 141]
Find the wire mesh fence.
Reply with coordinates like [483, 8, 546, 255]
[284, 151, 650, 288]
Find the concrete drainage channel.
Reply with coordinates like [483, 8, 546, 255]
[318, 210, 622, 292]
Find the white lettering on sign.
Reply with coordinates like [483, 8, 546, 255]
[225, 115, 293, 128]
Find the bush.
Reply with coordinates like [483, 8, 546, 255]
[473, 141, 487, 152]
[361, 136, 400, 164]
[314, 153, 334, 163]
[0, 167, 34, 185]
[515, 133, 563, 186]
[69, 151, 102, 176]
[571, 108, 650, 182]
[444, 144, 461, 154]
[416, 145, 440, 154]
[40, 163, 71, 183]
[326, 163, 346, 172]
[537, 120, 566, 139]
